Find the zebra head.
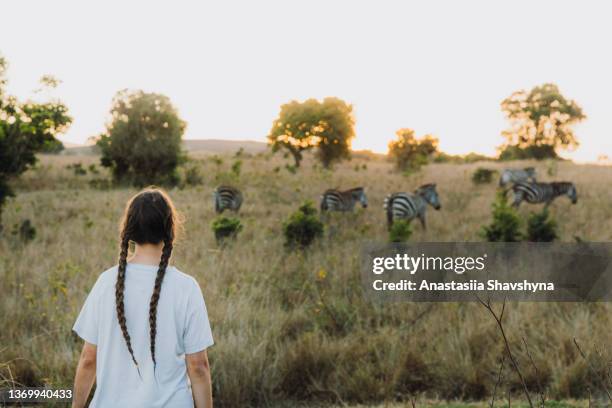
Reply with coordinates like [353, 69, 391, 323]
[553, 182, 577, 204]
[351, 187, 368, 208]
[416, 183, 441, 210]
[550, 181, 578, 204]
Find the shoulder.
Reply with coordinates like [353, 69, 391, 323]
[98, 265, 118, 283]
[80, 266, 117, 302]
[166, 266, 201, 292]
[92, 266, 119, 292]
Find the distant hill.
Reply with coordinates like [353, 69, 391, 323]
[62, 139, 268, 156]
[182, 139, 267, 154]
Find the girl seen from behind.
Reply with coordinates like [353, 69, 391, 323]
[72, 188, 214, 408]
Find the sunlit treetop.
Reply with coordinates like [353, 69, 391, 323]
[501, 83, 585, 151]
[268, 97, 355, 168]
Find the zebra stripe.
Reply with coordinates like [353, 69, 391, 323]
[320, 187, 368, 212]
[214, 185, 243, 213]
[384, 184, 441, 230]
[511, 181, 577, 208]
[499, 167, 537, 187]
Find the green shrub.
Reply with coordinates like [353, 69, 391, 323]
[433, 151, 493, 164]
[482, 191, 522, 242]
[297, 201, 318, 217]
[389, 220, 412, 242]
[66, 162, 87, 176]
[88, 164, 99, 174]
[212, 217, 242, 245]
[498, 144, 557, 160]
[182, 164, 204, 187]
[471, 167, 496, 184]
[526, 209, 558, 242]
[231, 160, 242, 177]
[283, 201, 324, 248]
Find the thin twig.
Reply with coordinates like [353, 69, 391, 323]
[522, 337, 546, 407]
[507, 387, 511, 408]
[573, 338, 612, 403]
[588, 387, 591, 408]
[476, 295, 534, 408]
[594, 344, 612, 386]
[490, 354, 505, 408]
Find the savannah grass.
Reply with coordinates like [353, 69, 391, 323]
[0, 152, 610, 407]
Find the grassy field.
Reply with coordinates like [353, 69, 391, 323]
[0, 152, 610, 407]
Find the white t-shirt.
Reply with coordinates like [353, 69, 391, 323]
[73, 263, 214, 408]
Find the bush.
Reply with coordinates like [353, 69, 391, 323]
[498, 144, 558, 161]
[471, 168, 496, 185]
[96, 90, 185, 186]
[231, 160, 242, 177]
[88, 164, 99, 174]
[526, 209, 558, 242]
[212, 217, 242, 245]
[285, 164, 297, 174]
[433, 151, 493, 164]
[182, 163, 204, 187]
[283, 201, 324, 248]
[482, 191, 522, 242]
[66, 162, 87, 176]
[389, 220, 412, 242]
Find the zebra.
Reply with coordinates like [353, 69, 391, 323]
[384, 183, 441, 230]
[213, 185, 243, 213]
[499, 167, 537, 187]
[320, 187, 368, 212]
[510, 181, 577, 208]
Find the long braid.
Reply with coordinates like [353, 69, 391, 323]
[115, 234, 140, 375]
[149, 238, 173, 369]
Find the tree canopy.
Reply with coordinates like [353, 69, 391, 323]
[0, 55, 72, 228]
[500, 83, 585, 158]
[268, 97, 355, 168]
[388, 128, 438, 172]
[96, 89, 186, 186]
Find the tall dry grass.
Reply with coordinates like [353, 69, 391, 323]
[0, 152, 610, 407]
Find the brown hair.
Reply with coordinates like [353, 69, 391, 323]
[116, 188, 180, 374]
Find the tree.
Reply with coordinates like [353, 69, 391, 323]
[268, 97, 355, 168]
[0, 55, 72, 230]
[500, 83, 585, 159]
[388, 128, 438, 172]
[96, 90, 186, 186]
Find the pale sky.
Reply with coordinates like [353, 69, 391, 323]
[2, 0, 611, 162]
